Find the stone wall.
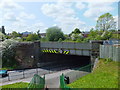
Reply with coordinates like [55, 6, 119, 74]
[15, 41, 40, 68]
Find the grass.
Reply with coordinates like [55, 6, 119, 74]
[1, 82, 29, 88]
[68, 59, 119, 88]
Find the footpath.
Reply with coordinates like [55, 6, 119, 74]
[0, 69, 89, 88]
[0, 69, 72, 88]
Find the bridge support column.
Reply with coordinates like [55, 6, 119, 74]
[91, 56, 96, 65]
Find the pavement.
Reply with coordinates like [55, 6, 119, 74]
[0, 68, 90, 88]
[0, 69, 73, 88]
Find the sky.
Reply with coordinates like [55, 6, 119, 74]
[0, 0, 119, 34]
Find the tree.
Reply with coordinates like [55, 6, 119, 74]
[70, 28, 81, 36]
[0, 32, 5, 41]
[11, 31, 21, 38]
[46, 26, 65, 41]
[73, 28, 81, 34]
[70, 28, 83, 41]
[26, 34, 39, 41]
[37, 30, 41, 38]
[96, 13, 116, 31]
[2, 39, 18, 67]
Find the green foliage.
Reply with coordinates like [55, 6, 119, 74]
[100, 31, 112, 40]
[71, 33, 83, 41]
[1, 82, 28, 88]
[11, 31, 21, 38]
[1, 39, 18, 68]
[111, 33, 120, 39]
[26, 33, 39, 41]
[46, 26, 65, 41]
[96, 13, 116, 31]
[5, 35, 11, 39]
[84, 29, 114, 41]
[0, 32, 5, 41]
[68, 59, 119, 88]
[40, 37, 47, 42]
[58, 38, 63, 42]
[72, 28, 81, 34]
[70, 28, 81, 36]
[76, 38, 82, 43]
[64, 34, 70, 40]
[37, 30, 41, 38]
[103, 58, 112, 64]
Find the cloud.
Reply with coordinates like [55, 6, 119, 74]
[83, 2, 114, 19]
[18, 12, 36, 20]
[41, 2, 86, 33]
[1, 0, 37, 33]
[31, 22, 46, 33]
[3, 11, 36, 22]
[41, 2, 75, 18]
[3, 12, 17, 21]
[6, 21, 46, 33]
[75, 2, 86, 10]
[0, 0, 24, 11]
[14, 0, 119, 2]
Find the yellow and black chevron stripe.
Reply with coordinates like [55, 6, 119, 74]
[42, 49, 70, 54]
[63, 51, 70, 54]
[42, 49, 61, 54]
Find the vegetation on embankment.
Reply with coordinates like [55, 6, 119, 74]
[1, 82, 28, 88]
[68, 59, 119, 88]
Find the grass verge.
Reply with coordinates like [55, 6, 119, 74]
[1, 82, 29, 88]
[68, 59, 119, 88]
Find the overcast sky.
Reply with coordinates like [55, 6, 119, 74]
[0, 0, 119, 34]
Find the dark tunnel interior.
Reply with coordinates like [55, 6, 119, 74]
[40, 53, 91, 71]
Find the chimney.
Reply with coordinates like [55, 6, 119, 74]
[1, 26, 6, 35]
[2, 26, 4, 30]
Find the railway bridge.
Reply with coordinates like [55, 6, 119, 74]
[14, 41, 101, 69]
[41, 42, 99, 56]
[39, 42, 100, 69]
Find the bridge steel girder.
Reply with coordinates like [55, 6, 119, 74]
[40, 42, 93, 56]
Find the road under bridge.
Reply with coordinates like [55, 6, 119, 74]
[38, 42, 100, 70]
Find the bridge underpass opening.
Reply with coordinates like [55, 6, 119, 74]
[40, 53, 91, 71]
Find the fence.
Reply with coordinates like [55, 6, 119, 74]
[1, 62, 78, 82]
[64, 64, 93, 83]
[1, 67, 56, 82]
[28, 74, 45, 89]
[59, 64, 93, 89]
[100, 45, 120, 61]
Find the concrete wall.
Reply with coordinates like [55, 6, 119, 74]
[15, 41, 40, 68]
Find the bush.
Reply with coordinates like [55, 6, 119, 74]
[26, 34, 39, 41]
[1, 39, 18, 68]
[46, 26, 65, 41]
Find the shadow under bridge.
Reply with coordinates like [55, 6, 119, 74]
[39, 42, 92, 70]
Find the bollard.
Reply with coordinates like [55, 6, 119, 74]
[23, 70, 25, 78]
[64, 76, 70, 84]
[8, 74, 10, 81]
[36, 68, 38, 74]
